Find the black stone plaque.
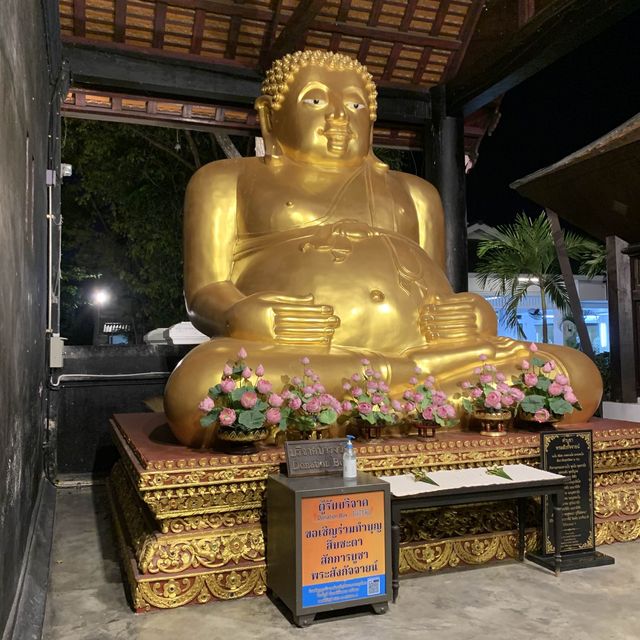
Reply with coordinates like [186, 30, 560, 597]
[284, 438, 346, 478]
[541, 430, 594, 555]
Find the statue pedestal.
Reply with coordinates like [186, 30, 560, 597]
[108, 413, 640, 612]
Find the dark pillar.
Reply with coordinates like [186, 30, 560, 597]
[606, 235, 637, 402]
[424, 86, 468, 292]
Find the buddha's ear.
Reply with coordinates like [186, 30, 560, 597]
[255, 96, 273, 135]
[254, 95, 282, 162]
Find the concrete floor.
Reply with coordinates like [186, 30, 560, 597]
[43, 487, 640, 640]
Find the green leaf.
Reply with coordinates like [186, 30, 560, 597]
[237, 409, 265, 430]
[360, 412, 376, 424]
[531, 356, 546, 368]
[462, 398, 473, 414]
[318, 409, 337, 425]
[548, 397, 574, 416]
[231, 386, 252, 402]
[520, 394, 546, 413]
[535, 377, 551, 392]
[208, 385, 221, 397]
[200, 411, 219, 428]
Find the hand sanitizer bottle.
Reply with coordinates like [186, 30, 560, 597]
[343, 435, 357, 479]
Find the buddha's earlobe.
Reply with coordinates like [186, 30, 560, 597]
[255, 96, 283, 163]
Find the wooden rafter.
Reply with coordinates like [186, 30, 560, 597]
[412, 45, 433, 85]
[259, 0, 284, 66]
[368, 0, 385, 27]
[225, 15, 242, 59]
[264, 0, 328, 66]
[152, 2, 168, 49]
[441, 0, 485, 84]
[114, 0, 127, 43]
[337, 0, 351, 22]
[400, 0, 419, 31]
[72, 0, 86, 37]
[190, 8, 206, 54]
[431, 0, 451, 36]
[163, 0, 272, 21]
[382, 42, 402, 81]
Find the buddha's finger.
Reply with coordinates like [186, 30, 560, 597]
[269, 293, 316, 305]
[274, 314, 337, 325]
[275, 324, 337, 337]
[273, 304, 335, 316]
[276, 335, 333, 346]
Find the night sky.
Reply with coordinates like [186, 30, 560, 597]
[466, 9, 640, 230]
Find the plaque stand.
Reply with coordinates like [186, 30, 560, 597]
[526, 549, 614, 572]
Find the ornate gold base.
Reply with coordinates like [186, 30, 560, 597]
[108, 413, 640, 611]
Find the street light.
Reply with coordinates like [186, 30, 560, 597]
[91, 288, 110, 344]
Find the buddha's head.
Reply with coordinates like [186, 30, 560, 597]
[256, 50, 377, 168]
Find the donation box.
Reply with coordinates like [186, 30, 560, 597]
[267, 472, 391, 626]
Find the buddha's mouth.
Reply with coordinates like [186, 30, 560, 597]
[322, 125, 353, 154]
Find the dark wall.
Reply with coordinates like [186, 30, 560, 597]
[51, 345, 191, 478]
[0, 0, 59, 633]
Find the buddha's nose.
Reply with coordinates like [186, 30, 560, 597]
[328, 97, 347, 121]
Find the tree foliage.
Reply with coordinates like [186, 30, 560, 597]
[60, 120, 228, 342]
[476, 212, 594, 343]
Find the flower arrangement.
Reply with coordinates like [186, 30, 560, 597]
[341, 359, 399, 432]
[278, 357, 342, 436]
[198, 347, 280, 436]
[398, 370, 458, 428]
[458, 355, 525, 415]
[514, 343, 582, 423]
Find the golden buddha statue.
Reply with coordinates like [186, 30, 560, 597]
[164, 50, 602, 447]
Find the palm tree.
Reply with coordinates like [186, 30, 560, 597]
[476, 212, 593, 343]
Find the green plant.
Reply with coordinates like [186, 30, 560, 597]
[476, 212, 593, 343]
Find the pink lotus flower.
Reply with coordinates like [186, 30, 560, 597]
[444, 405, 456, 418]
[392, 400, 403, 411]
[219, 407, 236, 426]
[292, 376, 302, 386]
[358, 402, 373, 415]
[413, 392, 424, 403]
[548, 382, 563, 396]
[434, 390, 447, 404]
[220, 378, 236, 393]
[529, 343, 538, 352]
[485, 391, 502, 410]
[342, 382, 352, 391]
[351, 373, 361, 382]
[473, 367, 481, 375]
[534, 408, 550, 423]
[403, 390, 413, 400]
[496, 372, 506, 382]
[521, 359, 530, 370]
[479, 374, 493, 384]
[255, 364, 265, 377]
[256, 379, 272, 394]
[341, 401, 352, 412]
[470, 388, 483, 399]
[501, 394, 515, 407]
[268, 393, 284, 407]
[565, 391, 578, 405]
[265, 407, 281, 425]
[436, 405, 450, 419]
[304, 368, 314, 377]
[372, 394, 383, 405]
[409, 376, 418, 385]
[422, 406, 434, 421]
[198, 396, 215, 413]
[223, 364, 233, 376]
[374, 372, 382, 380]
[542, 362, 553, 373]
[289, 396, 302, 410]
[425, 375, 435, 385]
[555, 373, 569, 386]
[403, 402, 415, 413]
[300, 356, 310, 365]
[497, 382, 510, 394]
[479, 354, 488, 361]
[303, 386, 315, 395]
[509, 388, 525, 402]
[352, 387, 363, 397]
[313, 383, 325, 393]
[379, 383, 389, 393]
[524, 373, 538, 387]
[241, 367, 252, 379]
[238, 347, 248, 359]
[415, 366, 422, 374]
[240, 391, 258, 409]
[460, 381, 471, 389]
[361, 358, 370, 365]
[365, 368, 374, 376]
[304, 397, 322, 413]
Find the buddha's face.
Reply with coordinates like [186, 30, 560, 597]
[267, 66, 374, 168]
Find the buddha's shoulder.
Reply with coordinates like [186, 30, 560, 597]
[187, 157, 261, 190]
[386, 170, 442, 208]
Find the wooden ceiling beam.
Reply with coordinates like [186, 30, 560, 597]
[431, 0, 451, 36]
[225, 15, 242, 59]
[190, 8, 206, 54]
[161, 0, 273, 22]
[113, 0, 127, 43]
[441, 0, 484, 83]
[72, 0, 86, 37]
[368, 0, 385, 27]
[400, 0, 419, 31]
[63, 42, 430, 124]
[449, 0, 639, 115]
[263, 0, 328, 66]
[313, 21, 461, 50]
[152, 2, 168, 49]
[259, 0, 283, 67]
[337, 0, 351, 22]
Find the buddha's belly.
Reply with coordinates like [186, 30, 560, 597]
[232, 233, 452, 352]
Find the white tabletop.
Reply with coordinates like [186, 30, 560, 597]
[380, 464, 565, 497]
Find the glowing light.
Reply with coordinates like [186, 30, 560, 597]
[92, 289, 110, 306]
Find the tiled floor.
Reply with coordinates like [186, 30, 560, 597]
[43, 486, 640, 640]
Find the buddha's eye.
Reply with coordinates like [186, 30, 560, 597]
[347, 102, 366, 111]
[303, 97, 327, 107]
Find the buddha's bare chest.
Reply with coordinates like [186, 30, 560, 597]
[237, 165, 418, 237]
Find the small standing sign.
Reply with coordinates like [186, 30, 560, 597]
[284, 439, 346, 477]
[528, 430, 614, 571]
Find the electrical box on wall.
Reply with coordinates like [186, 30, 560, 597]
[49, 334, 66, 368]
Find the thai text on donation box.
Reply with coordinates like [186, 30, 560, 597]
[266, 473, 391, 621]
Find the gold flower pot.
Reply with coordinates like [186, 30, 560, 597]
[216, 425, 269, 453]
[516, 410, 560, 431]
[285, 424, 331, 441]
[471, 410, 512, 437]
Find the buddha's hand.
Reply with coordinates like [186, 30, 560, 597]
[225, 292, 340, 349]
[419, 294, 482, 344]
